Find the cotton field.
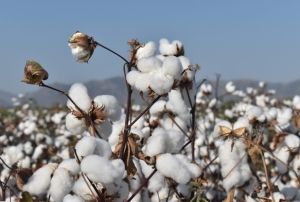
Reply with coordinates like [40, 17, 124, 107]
[0, 32, 300, 202]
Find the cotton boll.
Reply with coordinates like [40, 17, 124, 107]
[126, 70, 141, 86]
[137, 57, 162, 73]
[63, 194, 84, 202]
[149, 100, 166, 115]
[58, 159, 80, 175]
[23, 163, 58, 196]
[284, 134, 300, 149]
[175, 154, 201, 178]
[94, 138, 112, 158]
[149, 70, 174, 95]
[134, 72, 151, 92]
[165, 129, 185, 153]
[156, 153, 193, 184]
[225, 81, 236, 93]
[49, 168, 74, 202]
[93, 95, 121, 122]
[233, 117, 251, 133]
[276, 108, 292, 129]
[18, 156, 31, 168]
[65, 113, 85, 135]
[67, 83, 91, 113]
[143, 128, 168, 156]
[95, 120, 112, 140]
[72, 176, 96, 201]
[159, 38, 183, 56]
[293, 95, 300, 110]
[75, 136, 96, 158]
[81, 155, 125, 184]
[245, 106, 262, 121]
[162, 56, 182, 79]
[135, 41, 156, 60]
[32, 144, 46, 160]
[166, 89, 189, 121]
[265, 107, 278, 121]
[2, 145, 24, 166]
[108, 121, 124, 150]
[274, 146, 289, 174]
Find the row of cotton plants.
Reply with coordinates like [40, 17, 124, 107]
[0, 31, 299, 202]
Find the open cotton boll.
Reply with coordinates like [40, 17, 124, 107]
[174, 154, 201, 178]
[265, 107, 278, 121]
[162, 56, 182, 79]
[233, 117, 251, 133]
[95, 120, 112, 140]
[165, 129, 185, 153]
[126, 70, 141, 87]
[276, 108, 292, 129]
[81, 155, 125, 184]
[134, 72, 151, 92]
[93, 95, 121, 121]
[49, 168, 74, 202]
[67, 83, 91, 112]
[23, 163, 58, 196]
[32, 144, 47, 160]
[293, 95, 300, 110]
[94, 138, 112, 158]
[149, 70, 174, 95]
[58, 159, 80, 175]
[274, 146, 289, 174]
[159, 38, 183, 56]
[225, 81, 236, 93]
[166, 89, 189, 121]
[72, 176, 96, 201]
[219, 139, 251, 191]
[135, 41, 156, 60]
[156, 153, 194, 184]
[284, 134, 300, 148]
[137, 57, 162, 73]
[65, 113, 85, 135]
[75, 136, 96, 158]
[149, 100, 166, 115]
[2, 145, 24, 166]
[143, 128, 168, 157]
[63, 194, 84, 202]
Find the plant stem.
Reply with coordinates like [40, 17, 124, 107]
[95, 41, 129, 64]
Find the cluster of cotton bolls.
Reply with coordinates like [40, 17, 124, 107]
[126, 39, 196, 96]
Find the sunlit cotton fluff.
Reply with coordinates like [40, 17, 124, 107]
[72, 176, 97, 201]
[225, 81, 236, 93]
[218, 139, 252, 191]
[67, 83, 91, 113]
[137, 57, 162, 73]
[58, 159, 80, 175]
[159, 38, 183, 56]
[81, 155, 125, 184]
[93, 95, 122, 122]
[135, 41, 156, 60]
[166, 89, 190, 122]
[276, 107, 292, 129]
[162, 56, 182, 79]
[179, 56, 194, 81]
[156, 153, 200, 184]
[149, 70, 174, 95]
[23, 163, 58, 196]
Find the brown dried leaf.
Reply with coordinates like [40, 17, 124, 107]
[224, 188, 235, 202]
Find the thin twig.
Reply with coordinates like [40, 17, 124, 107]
[167, 113, 191, 140]
[127, 168, 157, 202]
[0, 157, 13, 170]
[260, 150, 275, 202]
[95, 41, 129, 64]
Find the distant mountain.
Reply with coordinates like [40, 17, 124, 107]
[2, 77, 300, 108]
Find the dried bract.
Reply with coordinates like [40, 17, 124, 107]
[22, 60, 48, 85]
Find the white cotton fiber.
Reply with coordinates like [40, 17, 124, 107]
[67, 83, 91, 112]
[137, 57, 162, 73]
[165, 129, 185, 153]
[166, 89, 190, 121]
[134, 72, 151, 92]
[136, 41, 156, 60]
[149, 71, 174, 95]
[94, 138, 112, 158]
[23, 163, 58, 196]
[276, 107, 292, 128]
[58, 159, 80, 175]
[284, 134, 300, 149]
[72, 176, 96, 201]
[75, 136, 96, 158]
[93, 95, 121, 121]
[162, 56, 182, 79]
[293, 95, 300, 110]
[149, 100, 166, 115]
[225, 81, 236, 93]
[65, 113, 85, 135]
[63, 194, 84, 202]
[233, 117, 251, 133]
[159, 38, 183, 56]
[81, 155, 125, 184]
[156, 153, 196, 184]
[95, 119, 112, 140]
[49, 168, 74, 202]
[143, 128, 168, 156]
[274, 146, 289, 174]
[126, 70, 141, 86]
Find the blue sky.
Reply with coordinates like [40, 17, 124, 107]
[1, 1, 300, 93]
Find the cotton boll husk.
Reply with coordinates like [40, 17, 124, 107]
[137, 57, 162, 73]
[63, 194, 84, 202]
[149, 70, 174, 95]
[162, 56, 182, 79]
[67, 83, 91, 112]
[93, 95, 121, 122]
[65, 113, 85, 135]
[75, 136, 96, 158]
[149, 100, 166, 115]
[81, 155, 125, 184]
[58, 159, 80, 175]
[23, 163, 58, 196]
[49, 168, 74, 202]
[72, 176, 96, 201]
[135, 41, 156, 60]
[233, 117, 251, 133]
[143, 128, 168, 157]
[94, 138, 112, 158]
[156, 153, 193, 184]
[214, 120, 232, 136]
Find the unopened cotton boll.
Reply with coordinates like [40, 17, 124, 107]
[67, 83, 91, 112]
[75, 136, 97, 158]
[49, 168, 74, 202]
[81, 155, 125, 184]
[63, 194, 84, 202]
[137, 57, 162, 73]
[23, 163, 58, 196]
[65, 113, 85, 135]
[135, 41, 156, 60]
[162, 56, 182, 79]
[93, 95, 121, 121]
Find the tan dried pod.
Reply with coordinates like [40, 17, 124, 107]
[22, 60, 48, 85]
